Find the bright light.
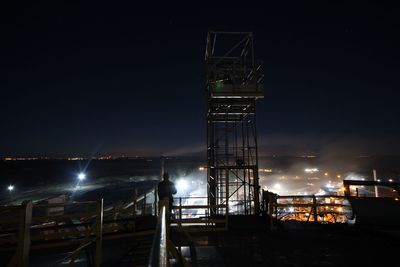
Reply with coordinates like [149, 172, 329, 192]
[288, 207, 294, 212]
[337, 175, 341, 179]
[326, 183, 334, 189]
[78, 173, 86, 181]
[324, 172, 329, 176]
[389, 179, 393, 182]
[7, 185, 14, 192]
[177, 179, 189, 191]
[305, 168, 319, 173]
[198, 166, 205, 171]
[345, 174, 367, 181]
[377, 179, 381, 182]
[273, 183, 281, 190]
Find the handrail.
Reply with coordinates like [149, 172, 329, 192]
[50, 239, 94, 266]
[270, 194, 353, 223]
[148, 199, 169, 267]
[277, 195, 347, 199]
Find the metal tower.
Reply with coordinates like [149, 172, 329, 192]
[205, 32, 264, 215]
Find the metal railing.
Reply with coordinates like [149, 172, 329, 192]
[148, 200, 169, 267]
[0, 201, 32, 267]
[0, 200, 103, 267]
[0, 189, 229, 266]
[172, 197, 228, 231]
[265, 194, 353, 223]
[148, 199, 192, 267]
[0, 188, 157, 266]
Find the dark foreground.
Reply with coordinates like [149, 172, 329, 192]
[20, 217, 400, 267]
[168, 217, 400, 267]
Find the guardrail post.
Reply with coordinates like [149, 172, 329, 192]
[95, 199, 103, 267]
[225, 177, 229, 224]
[344, 184, 350, 196]
[133, 191, 137, 232]
[312, 195, 318, 223]
[17, 200, 32, 267]
[143, 192, 147, 216]
[179, 197, 182, 228]
[154, 186, 158, 216]
[253, 166, 260, 215]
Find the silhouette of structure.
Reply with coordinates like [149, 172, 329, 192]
[205, 31, 264, 215]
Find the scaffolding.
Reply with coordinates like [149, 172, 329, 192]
[205, 31, 264, 215]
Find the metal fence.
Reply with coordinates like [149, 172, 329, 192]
[172, 197, 228, 231]
[0, 188, 157, 267]
[264, 194, 353, 223]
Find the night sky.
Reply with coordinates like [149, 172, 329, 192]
[1, 2, 399, 157]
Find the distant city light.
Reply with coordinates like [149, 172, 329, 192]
[261, 169, 273, 173]
[305, 168, 318, 174]
[77, 173, 86, 181]
[377, 179, 381, 182]
[198, 166, 205, 171]
[389, 179, 393, 182]
[7, 185, 14, 192]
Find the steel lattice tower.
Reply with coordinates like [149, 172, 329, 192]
[205, 32, 264, 215]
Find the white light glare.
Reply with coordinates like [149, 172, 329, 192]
[7, 185, 14, 191]
[288, 207, 294, 212]
[389, 179, 393, 182]
[177, 179, 189, 191]
[78, 173, 86, 181]
[326, 183, 334, 189]
[274, 183, 281, 190]
[305, 168, 319, 173]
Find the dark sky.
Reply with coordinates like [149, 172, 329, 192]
[1, 2, 399, 157]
